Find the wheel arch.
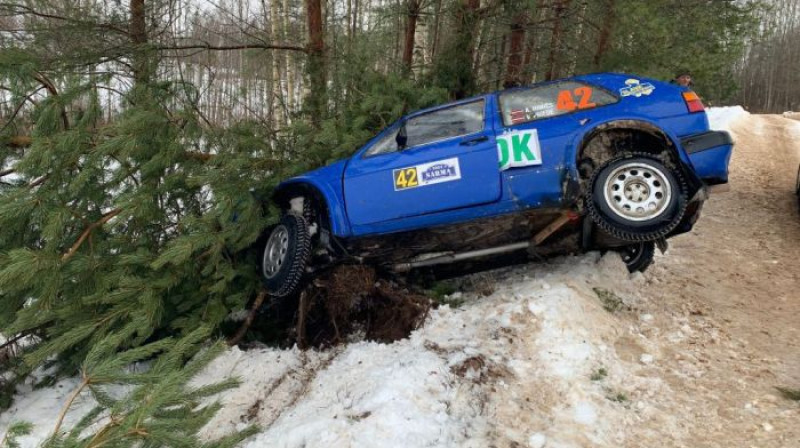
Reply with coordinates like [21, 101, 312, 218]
[571, 119, 701, 191]
[272, 180, 350, 236]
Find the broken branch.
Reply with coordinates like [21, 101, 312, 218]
[61, 208, 123, 261]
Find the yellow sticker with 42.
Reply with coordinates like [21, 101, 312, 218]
[393, 167, 419, 190]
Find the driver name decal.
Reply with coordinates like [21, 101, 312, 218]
[497, 129, 543, 171]
[393, 157, 461, 191]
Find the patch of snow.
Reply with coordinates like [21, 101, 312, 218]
[706, 106, 750, 132]
[528, 432, 547, 448]
[0, 375, 95, 448]
[3, 252, 685, 447]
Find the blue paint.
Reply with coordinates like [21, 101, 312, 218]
[273, 73, 732, 238]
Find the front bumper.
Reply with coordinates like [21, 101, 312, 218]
[682, 130, 734, 185]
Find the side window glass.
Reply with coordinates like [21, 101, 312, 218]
[405, 100, 485, 148]
[364, 129, 399, 157]
[499, 82, 617, 126]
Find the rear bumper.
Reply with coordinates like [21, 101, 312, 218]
[682, 130, 734, 185]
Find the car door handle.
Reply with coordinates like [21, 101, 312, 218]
[460, 136, 489, 146]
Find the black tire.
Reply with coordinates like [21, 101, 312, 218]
[260, 213, 311, 298]
[619, 242, 655, 273]
[586, 153, 688, 242]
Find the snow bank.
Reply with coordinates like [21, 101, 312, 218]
[3, 253, 683, 447]
[195, 253, 680, 448]
[706, 106, 750, 132]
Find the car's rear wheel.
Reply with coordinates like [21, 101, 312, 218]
[619, 242, 655, 273]
[261, 213, 311, 298]
[587, 153, 687, 241]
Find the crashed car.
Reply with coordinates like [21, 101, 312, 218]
[260, 73, 734, 297]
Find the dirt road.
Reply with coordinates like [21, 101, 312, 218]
[622, 113, 800, 446]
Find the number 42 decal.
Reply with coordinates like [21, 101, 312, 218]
[556, 86, 596, 111]
[393, 167, 419, 190]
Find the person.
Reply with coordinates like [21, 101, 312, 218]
[671, 70, 693, 88]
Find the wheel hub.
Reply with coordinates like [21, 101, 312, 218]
[263, 225, 290, 279]
[603, 162, 672, 222]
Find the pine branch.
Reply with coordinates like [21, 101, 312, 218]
[227, 289, 268, 346]
[31, 72, 69, 130]
[184, 152, 215, 162]
[51, 376, 89, 437]
[27, 174, 48, 189]
[62, 208, 122, 261]
[5, 136, 31, 148]
[0, 3, 129, 35]
[158, 42, 307, 53]
[0, 168, 14, 178]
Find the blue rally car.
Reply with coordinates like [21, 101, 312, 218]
[260, 73, 734, 297]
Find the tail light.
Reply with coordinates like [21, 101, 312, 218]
[682, 91, 705, 113]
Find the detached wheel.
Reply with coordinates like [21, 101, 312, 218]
[261, 213, 311, 298]
[619, 242, 655, 273]
[587, 154, 687, 241]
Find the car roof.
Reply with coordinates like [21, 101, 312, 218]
[409, 72, 634, 117]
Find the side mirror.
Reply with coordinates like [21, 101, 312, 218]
[395, 127, 408, 150]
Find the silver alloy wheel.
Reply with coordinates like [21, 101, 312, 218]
[262, 225, 290, 279]
[603, 162, 672, 222]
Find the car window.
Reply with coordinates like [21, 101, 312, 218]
[364, 128, 399, 157]
[499, 81, 617, 126]
[363, 100, 485, 157]
[406, 100, 485, 148]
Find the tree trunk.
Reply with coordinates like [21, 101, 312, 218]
[522, 0, 549, 83]
[593, 0, 615, 68]
[441, 0, 482, 99]
[306, 0, 326, 122]
[270, 0, 284, 126]
[283, 0, 295, 117]
[504, 13, 527, 88]
[545, 0, 571, 81]
[402, 0, 421, 72]
[129, 0, 150, 85]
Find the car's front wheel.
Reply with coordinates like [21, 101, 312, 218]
[260, 213, 311, 298]
[587, 154, 687, 241]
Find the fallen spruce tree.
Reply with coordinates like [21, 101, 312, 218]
[0, 27, 444, 448]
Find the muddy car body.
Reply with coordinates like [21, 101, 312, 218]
[260, 73, 734, 297]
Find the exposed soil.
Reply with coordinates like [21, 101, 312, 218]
[627, 113, 800, 446]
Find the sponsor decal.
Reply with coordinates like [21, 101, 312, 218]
[393, 157, 461, 191]
[497, 129, 543, 171]
[619, 79, 655, 97]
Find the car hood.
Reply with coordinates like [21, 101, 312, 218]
[286, 159, 348, 185]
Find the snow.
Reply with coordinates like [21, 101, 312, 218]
[189, 252, 677, 447]
[706, 106, 750, 131]
[3, 252, 682, 447]
[0, 375, 95, 447]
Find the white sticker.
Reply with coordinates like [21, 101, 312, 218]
[619, 79, 655, 97]
[497, 129, 543, 171]
[393, 157, 461, 191]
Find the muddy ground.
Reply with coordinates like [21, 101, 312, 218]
[623, 113, 800, 446]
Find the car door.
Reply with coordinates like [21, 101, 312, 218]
[343, 98, 502, 227]
[495, 81, 620, 207]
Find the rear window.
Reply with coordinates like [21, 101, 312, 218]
[499, 81, 618, 126]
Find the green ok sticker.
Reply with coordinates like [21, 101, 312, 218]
[497, 129, 543, 171]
